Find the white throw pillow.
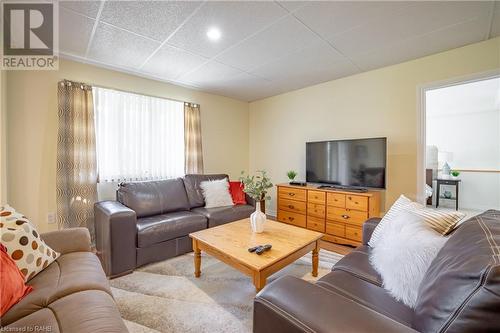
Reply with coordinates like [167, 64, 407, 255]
[370, 210, 447, 308]
[200, 179, 234, 209]
[368, 195, 413, 248]
[1, 204, 60, 281]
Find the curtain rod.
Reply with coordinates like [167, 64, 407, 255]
[63, 79, 199, 106]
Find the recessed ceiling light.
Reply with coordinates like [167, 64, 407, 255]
[206, 27, 221, 41]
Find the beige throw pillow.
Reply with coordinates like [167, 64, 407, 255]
[200, 179, 234, 208]
[412, 206, 465, 236]
[0, 205, 60, 281]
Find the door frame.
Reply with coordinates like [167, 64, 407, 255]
[416, 69, 500, 204]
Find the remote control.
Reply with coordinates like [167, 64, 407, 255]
[256, 244, 272, 255]
[248, 245, 260, 253]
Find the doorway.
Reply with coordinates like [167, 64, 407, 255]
[417, 73, 500, 213]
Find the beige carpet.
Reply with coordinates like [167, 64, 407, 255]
[110, 250, 343, 333]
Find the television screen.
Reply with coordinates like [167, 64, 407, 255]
[306, 138, 386, 189]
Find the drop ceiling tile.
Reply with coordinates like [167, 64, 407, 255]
[202, 72, 275, 101]
[178, 61, 245, 87]
[142, 45, 208, 80]
[100, 1, 201, 42]
[87, 23, 160, 69]
[216, 16, 322, 71]
[330, 1, 492, 57]
[277, 1, 309, 12]
[293, 1, 415, 38]
[266, 58, 358, 94]
[251, 41, 355, 82]
[168, 1, 288, 58]
[352, 16, 490, 71]
[59, 0, 102, 18]
[59, 7, 95, 56]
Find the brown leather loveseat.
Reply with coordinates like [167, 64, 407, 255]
[1, 228, 127, 332]
[254, 210, 500, 333]
[94, 174, 255, 278]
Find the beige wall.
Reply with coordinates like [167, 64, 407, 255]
[5, 38, 500, 231]
[6, 59, 249, 232]
[249, 37, 500, 216]
[1, 69, 6, 204]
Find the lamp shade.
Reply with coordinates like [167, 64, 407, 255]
[438, 151, 453, 163]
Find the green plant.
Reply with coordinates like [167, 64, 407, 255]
[239, 170, 273, 201]
[287, 170, 297, 181]
[451, 170, 460, 177]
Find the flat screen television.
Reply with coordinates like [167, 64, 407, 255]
[306, 137, 386, 189]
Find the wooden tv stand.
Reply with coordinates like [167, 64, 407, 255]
[276, 184, 381, 247]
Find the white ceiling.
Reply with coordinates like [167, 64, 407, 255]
[427, 77, 500, 117]
[58, 0, 500, 102]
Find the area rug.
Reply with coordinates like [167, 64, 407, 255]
[110, 250, 343, 333]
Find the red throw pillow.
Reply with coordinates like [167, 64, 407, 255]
[1, 244, 33, 316]
[229, 181, 246, 205]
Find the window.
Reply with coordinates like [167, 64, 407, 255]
[93, 87, 184, 182]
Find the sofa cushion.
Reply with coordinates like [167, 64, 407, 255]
[117, 178, 190, 218]
[192, 204, 254, 228]
[1, 252, 112, 326]
[136, 211, 207, 248]
[332, 245, 383, 287]
[317, 270, 414, 327]
[3, 290, 127, 333]
[183, 174, 228, 208]
[414, 210, 500, 332]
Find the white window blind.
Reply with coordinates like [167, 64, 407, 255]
[93, 87, 185, 182]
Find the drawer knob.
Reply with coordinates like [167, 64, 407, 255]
[288, 205, 294, 209]
[288, 217, 295, 221]
[289, 193, 295, 196]
[342, 214, 350, 219]
[348, 196, 352, 200]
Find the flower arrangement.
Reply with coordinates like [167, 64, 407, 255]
[239, 170, 273, 201]
[451, 170, 460, 178]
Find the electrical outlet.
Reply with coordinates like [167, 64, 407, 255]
[47, 212, 56, 224]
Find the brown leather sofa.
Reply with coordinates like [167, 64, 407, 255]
[1, 228, 127, 332]
[254, 210, 500, 333]
[94, 174, 255, 277]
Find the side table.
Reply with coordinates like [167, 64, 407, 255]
[435, 178, 461, 211]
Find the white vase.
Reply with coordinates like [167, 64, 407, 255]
[250, 201, 266, 233]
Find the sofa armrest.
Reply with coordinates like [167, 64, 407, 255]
[254, 276, 417, 333]
[41, 228, 91, 254]
[362, 218, 381, 245]
[94, 201, 137, 277]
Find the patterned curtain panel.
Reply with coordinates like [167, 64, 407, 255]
[184, 103, 204, 174]
[56, 80, 98, 242]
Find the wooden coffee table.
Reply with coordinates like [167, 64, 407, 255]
[189, 218, 323, 291]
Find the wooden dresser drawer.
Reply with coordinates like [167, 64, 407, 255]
[322, 234, 348, 245]
[279, 198, 307, 214]
[327, 193, 346, 208]
[345, 226, 362, 242]
[278, 187, 307, 202]
[307, 203, 325, 218]
[326, 207, 368, 226]
[326, 221, 345, 237]
[346, 195, 368, 211]
[307, 216, 325, 232]
[277, 210, 306, 228]
[308, 190, 325, 204]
